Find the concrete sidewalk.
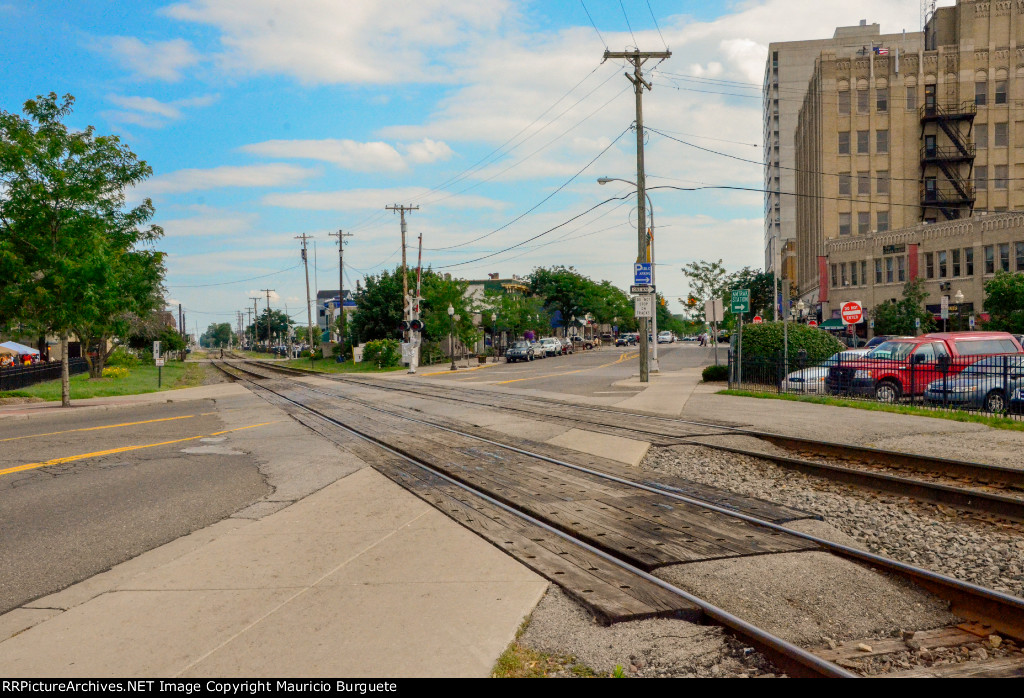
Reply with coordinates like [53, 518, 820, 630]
[0, 384, 548, 677]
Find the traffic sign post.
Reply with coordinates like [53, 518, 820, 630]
[153, 341, 163, 388]
[630, 284, 654, 295]
[634, 295, 654, 318]
[731, 288, 750, 315]
[840, 301, 864, 325]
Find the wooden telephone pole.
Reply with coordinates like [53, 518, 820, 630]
[386, 204, 419, 341]
[295, 233, 315, 364]
[603, 48, 670, 383]
[260, 288, 275, 353]
[328, 229, 353, 350]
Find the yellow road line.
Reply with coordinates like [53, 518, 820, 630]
[495, 350, 639, 385]
[0, 415, 198, 443]
[0, 421, 277, 478]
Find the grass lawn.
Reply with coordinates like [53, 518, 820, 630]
[0, 362, 207, 401]
[281, 357, 405, 374]
[717, 387, 1024, 432]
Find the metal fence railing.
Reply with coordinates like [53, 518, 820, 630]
[0, 358, 88, 391]
[728, 352, 1024, 420]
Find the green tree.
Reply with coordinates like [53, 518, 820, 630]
[589, 280, 637, 332]
[0, 93, 159, 406]
[200, 323, 234, 348]
[351, 268, 403, 343]
[870, 278, 935, 336]
[982, 271, 1024, 334]
[419, 271, 478, 347]
[680, 259, 732, 322]
[530, 266, 593, 335]
[247, 309, 290, 343]
[729, 267, 778, 321]
[483, 290, 549, 342]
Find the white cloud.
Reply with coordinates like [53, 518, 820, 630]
[95, 36, 200, 82]
[262, 187, 506, 212]
[145, 164, 317, 194]
[238, 137, 452, 172]
[104, 94, 219, 129]
[156, 211, 258, 237]
[162, 0, 512, 85]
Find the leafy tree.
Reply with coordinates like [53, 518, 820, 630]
[247, 309, 290, 343]
[0, 93, 159, 405]
[350, 267, 403, 343]
[739, 322, 844, 364]
[871, 279, 935, 336]
[680, 259, 732, 322]
[588, 280, 637, 332]
[530, 266, 594, 335]
[419, 271, 478, 347]
[728, 267, 778, 321]
[483, 289, 549, 342]
[200, 323, 234, 348]
[982, 271, 1024, 334]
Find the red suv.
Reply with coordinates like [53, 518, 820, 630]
[826, 331, 1023, 402]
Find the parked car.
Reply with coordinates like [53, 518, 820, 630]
[827, 332, 1024, 402]
[865, 335, 897, 349]
[571, 335, 595, 350]
[781, 349, 869, 394]
[530, 340, 547, 358]
[539, 337, 562, 356]
[505, 341, 535, 363]
[559, 337, 574, 354]
[657, 331, 674, 344]
[923, 355, 1024, 412]
[615, 335, 630, 347]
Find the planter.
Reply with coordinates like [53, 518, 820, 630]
[477, 355, 487, 364]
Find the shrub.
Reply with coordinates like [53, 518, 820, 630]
[106, 347, 140, 367]
[102, 366, 130, 379]
[736, 322, 843, 364]
[702, 364, 729, 382]
[363, 338, 401, 367]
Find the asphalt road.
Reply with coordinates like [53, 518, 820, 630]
[0, 400, 270, 614]
[417, 341, 722, 396]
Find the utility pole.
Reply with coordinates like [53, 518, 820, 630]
[328, 229, 353, 351]
[249, 298, 260, 350]
[261, 288, 275, 355]
[409, 232, 424, 374]
[604, 47, 671, 383]
[386, 204, 419, 343]
[295, 233, 315, 366]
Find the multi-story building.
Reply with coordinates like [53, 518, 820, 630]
[794, 0, 1024, 314]
[763, 21, 921, 281]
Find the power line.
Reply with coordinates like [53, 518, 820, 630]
[618, 0, 638, 48]
[645, 0, 668, 50]
[579, 0, 608, 49]
[166, 264, 301, 288]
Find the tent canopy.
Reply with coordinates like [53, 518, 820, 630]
[818, 319, 845, 330]
[0, 341, 40, 355]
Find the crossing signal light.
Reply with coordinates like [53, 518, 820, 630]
[398, 320, 410, 332]
[410, 319, 424, 332]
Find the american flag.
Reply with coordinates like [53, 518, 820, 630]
[874, 46, 889, 55]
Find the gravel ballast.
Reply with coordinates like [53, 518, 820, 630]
[643, 443, 1024, 597]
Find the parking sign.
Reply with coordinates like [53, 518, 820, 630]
[633, 262, 653, 285]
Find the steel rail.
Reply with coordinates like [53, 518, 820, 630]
[214, 361, 855, 678]
[234, 364, 1024, 641]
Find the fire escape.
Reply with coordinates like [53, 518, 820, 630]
[920, 89, 976, 221]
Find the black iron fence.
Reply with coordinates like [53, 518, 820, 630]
[728, 352, 1024, 420]
[0, 358, 88, 391]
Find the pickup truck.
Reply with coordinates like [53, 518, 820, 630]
[826, 331, 1023, 402]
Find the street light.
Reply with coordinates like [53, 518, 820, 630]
[598, 176, 659, 377]
[448, 304, 456, 371]
[955, 289, 965, 331]
[491, 312, 498, 359]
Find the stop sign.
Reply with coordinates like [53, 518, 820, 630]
[841, 301, 864, 325]
[808, 319, 818, 327]
[752, 316, 763, 324]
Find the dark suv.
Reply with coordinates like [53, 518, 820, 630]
[505, 341, 535, 363]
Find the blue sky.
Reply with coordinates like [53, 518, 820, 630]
[0, 0, 928, 334]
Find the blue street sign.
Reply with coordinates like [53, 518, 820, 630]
[634, 262, 653, 285]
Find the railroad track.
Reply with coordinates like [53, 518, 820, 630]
[214, 360, 1024, 677]
[233, 357, 1024, 523]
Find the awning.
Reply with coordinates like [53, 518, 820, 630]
[0, 341, 39, 355]
[818, 319, 845, 330]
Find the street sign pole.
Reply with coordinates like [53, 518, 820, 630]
[737, 314, 743, 390]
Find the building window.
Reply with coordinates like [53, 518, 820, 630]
[965, 247, 974, 276]
[857, 89, 869, 114]
[858, 172, 870, 195]
[886, 257, 894, 283]
[838, 91, 850, 115]
[838, 131, 850, 154]
[857, 130, 869, 153]
[995, 80, 1007, 105]
[906, 86, 917, 110]
[858, 211, 870, 234]
[897, 255, 906, 282]
[876, 88, 888, 112]
[1017, 242, 1024, 271]
[839, 174, 851, 196]
[851, 261, 859, 286]
[1000, 243, 1011, 271]
[995, 122, 1008, 147]
[976, 81, 987, 106]
[839, 212, 852, 235]
[841, 263, 848, 287]
[876, 171, 889, 195]
[877, 210, 889, 232]
[831, 264, 838, 288]
[938, 250, 947, 278]
[925, 252, 935, 278]
[995, 165, 1008, 189]
[876, 129, 889, 153]
[985, 245, 995, 273]
[976, 124, 988, 149]
[952, 248, 961, 277]
[875, 258, 883, 283]
[975, 165, 988, 191]
[860, 261, 867, 286]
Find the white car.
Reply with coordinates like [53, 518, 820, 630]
[539, 337, 562, 356]
[781, 349, 869, 394]
[657, 331, 674, 344]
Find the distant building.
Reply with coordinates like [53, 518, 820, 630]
[316, 289, 355, 340]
